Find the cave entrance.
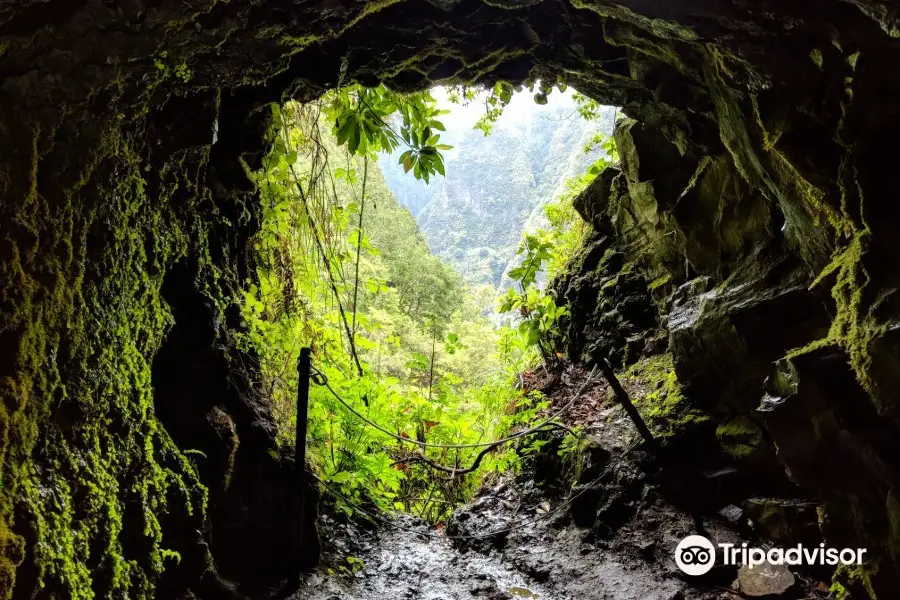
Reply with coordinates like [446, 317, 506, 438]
[9, 0, 900, 596]
[240, 83, 618, 523]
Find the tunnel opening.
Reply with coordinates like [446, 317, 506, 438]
[237, 83, 622, 526]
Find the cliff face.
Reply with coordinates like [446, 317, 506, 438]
[380, 96, 613, 287]
[556, 107, 900, 596]
[2, 0, 900, 597]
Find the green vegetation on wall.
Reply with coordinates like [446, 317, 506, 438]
[620, 354, 710, 438]
[0, 121, 209, 598]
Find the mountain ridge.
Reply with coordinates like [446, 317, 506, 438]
[379, 91, 616, 290]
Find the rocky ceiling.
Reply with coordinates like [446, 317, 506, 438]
[2, 0, 900, 598]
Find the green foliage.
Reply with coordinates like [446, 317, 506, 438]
[499, 233, 569, 364]
[542, 178, 592, 279]
[482, 92, 621, 369]
[584, 133, 619, 170]
[382, 86, 612, 290]
[241, 96, 538, 523]
[325, 84, 450, 182]
[538, 131, 618, 279]
[558, 425, 586, 462]
[494, 114, 619, 363]
[572, 91, 606, 121]
[245, 85, 619, 524]
[338, 556, 365, 576]
[449, 80, 565, 136]
[506, 234, 552, 289]
[152, 51, 192, 83]
[474, 82, 513, 136]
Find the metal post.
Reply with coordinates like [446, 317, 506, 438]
[597, 357, 660, 456]
[597, 357, 709, 535]
[291, 347, 314, 581]
[296, 347, 311, 469]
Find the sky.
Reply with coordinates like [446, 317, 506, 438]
[426, 86, 590, 156]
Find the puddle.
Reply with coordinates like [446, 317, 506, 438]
[507, 586, 540, 598]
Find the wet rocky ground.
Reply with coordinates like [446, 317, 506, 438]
[290, 513, 560, 600]
[289, 507, 693, 600]
[290, 366, 832, 600]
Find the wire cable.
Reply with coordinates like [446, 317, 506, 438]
[309, 364, 598, 450]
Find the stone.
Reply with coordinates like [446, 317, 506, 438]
[569, 483, 602, 528]
[718, 505, 744, 525]
[736, 562, 795, 597]
[554, 228, 661, 367]
[742, 498, 822, 547]
[573, 167, 618, 232]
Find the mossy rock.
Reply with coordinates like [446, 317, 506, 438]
[620, 353, 711, 439]
[715, 416, 765, 460]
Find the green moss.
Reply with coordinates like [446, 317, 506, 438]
[810, 48, 824, 70]
[209, 408, 240, 491]
[0, 118, 211, 598]
[278, 34, 319, 49]
[822, 235, 882, 390]
[832, 563, 879, 600]
[452, 47, 529, 84]
[830, 580, 850, 599]
[620, 354, 710, 437]
[769, 148, 845, 233]
[648, 273, 671, 291]
[715, 416, 764, 459]
[598, 247, 620, 270]
[789, 214, 883, 395]
[780, 56, 885, 396]
[572, 0, 698, 42]
[336, 0, 406, 36]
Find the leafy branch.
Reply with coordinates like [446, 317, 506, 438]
[499, 233, 570, 367]
[326, 84, 451, 182]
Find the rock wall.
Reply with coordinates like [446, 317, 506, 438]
[2, 0, 900, 597]
[559, 105, 900, 596]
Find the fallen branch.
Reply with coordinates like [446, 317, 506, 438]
[393, 421, 570, 478]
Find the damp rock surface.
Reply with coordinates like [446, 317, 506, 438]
[292, 513, 690, 600]
[6, 0, 900, 597]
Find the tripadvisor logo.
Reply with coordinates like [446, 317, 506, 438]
[674, 535, 868, 576]
[675, 535, 716, 576]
